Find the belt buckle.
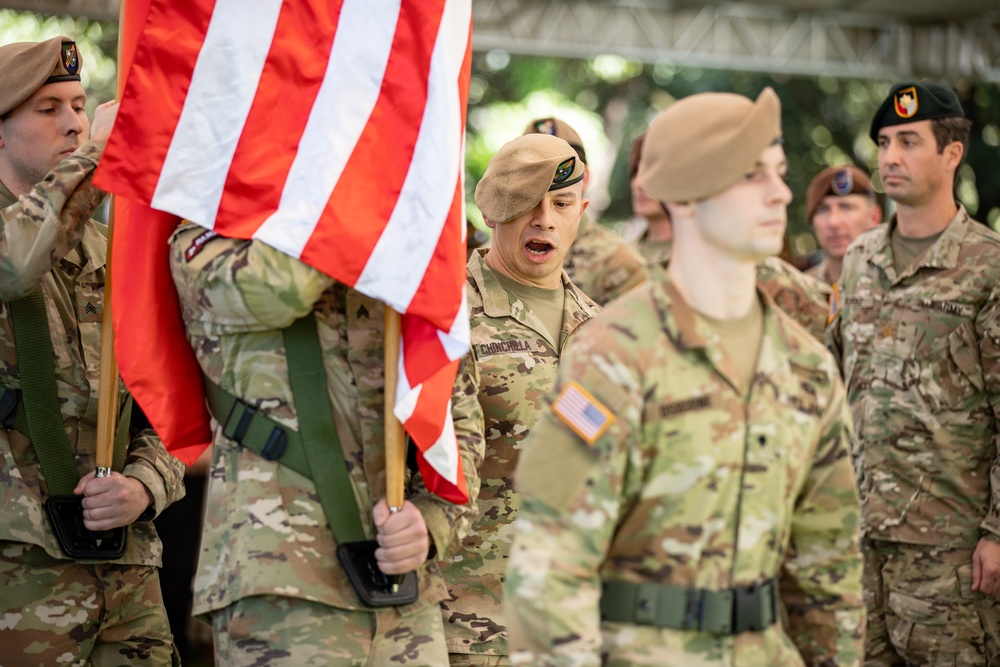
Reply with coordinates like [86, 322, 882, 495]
[733, 581, 764, 634]
[682, 587, 705, 631]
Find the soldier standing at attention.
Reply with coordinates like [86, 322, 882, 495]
[624, 128, 832, 343]
[168, 209, 485, 661]
[0, 37, 186, 664]
[439, 134, 600, 666]
[505, 88, 865, 666]
[523, 117, 648, 306]
[829, 81, 1000, 665]
[804, 164, 880, 285]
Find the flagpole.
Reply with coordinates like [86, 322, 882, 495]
[384, 305, 406, 511]
[94, 0, 127, 478]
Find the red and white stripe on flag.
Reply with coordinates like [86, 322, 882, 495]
[95, 0, 473, 503]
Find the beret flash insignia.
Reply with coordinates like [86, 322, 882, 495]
[61, 43, 79, 75]
[894, 86, 917, 119]
[832, 169, 853, 196]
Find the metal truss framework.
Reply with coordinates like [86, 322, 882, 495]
[11, 0, 1000, 82]
[472, 0, 1000, 82]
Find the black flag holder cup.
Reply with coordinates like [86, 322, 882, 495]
[337, 540, 418, 607]
[46, 466, 127, 559]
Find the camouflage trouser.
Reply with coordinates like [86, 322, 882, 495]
[0, 542, 178, 667]
[448, 653, 510, 665]
[210, 594, 449, 666]
[863, 539, 1000, 666]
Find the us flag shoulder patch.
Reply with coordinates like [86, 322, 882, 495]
[552, 381, 616, 444]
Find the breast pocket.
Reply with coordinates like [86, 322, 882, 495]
[918, 321, 983, 413]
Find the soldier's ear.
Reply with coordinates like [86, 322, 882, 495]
[483, 216, 498, 230]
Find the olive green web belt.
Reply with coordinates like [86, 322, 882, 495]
[600, 577, 779, 635]
[3, 287, 129, 495]
[200, 312, 366, 545]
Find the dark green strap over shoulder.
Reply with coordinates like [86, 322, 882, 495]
[6, 288, 132, 493]
[282, 313, 366, 544]
[9, 288, 79, 496]
[600, 577, 779, 635]
[202, 312, 366, 545]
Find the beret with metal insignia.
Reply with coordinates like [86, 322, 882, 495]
[869, 81, 964, 141]
[523, 116, 587, 165]
[0, 36, 82, 117]
[475, 134, 586, 224]
[639, 87, 782, 203]
[806, 164, 875, 221]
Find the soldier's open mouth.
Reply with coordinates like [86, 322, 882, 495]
[525, 241, 552, 255]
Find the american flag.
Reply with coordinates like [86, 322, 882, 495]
[94, 0, 473, 503]
[551, 382, 616, 444]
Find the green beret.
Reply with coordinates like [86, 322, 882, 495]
[638, 87, 782, 204]
[523, 117, 587, 164]
[806, 165, 875, 221]
[869, 82, 964, 141]
[0, 36, 81, 117]
[475, 134, 586, 224]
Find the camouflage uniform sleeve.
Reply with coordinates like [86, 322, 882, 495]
[977, 287, 1000, 538]
[408, 353, 485, 559]
[598, 243, 648, 305]
[176, 223, 333, 327]
[781, 362, 865, 666]
[122, 429, 188, 517]
[505, 341, 639, 667]
[0, 142, 106, 299]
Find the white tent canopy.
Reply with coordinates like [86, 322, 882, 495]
[9, 0, 1000, 81]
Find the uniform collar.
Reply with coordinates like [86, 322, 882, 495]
[651, 271, 800, 393]
[868, 205, 970, 282]
[467, 248, 598, 349]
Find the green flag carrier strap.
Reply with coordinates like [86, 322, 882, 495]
[600, 577, 779, 635]
[6, 286, 131, 559]
[202, 311, 417, 607]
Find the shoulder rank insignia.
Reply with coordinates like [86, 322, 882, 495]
[552, 381, 615, 444]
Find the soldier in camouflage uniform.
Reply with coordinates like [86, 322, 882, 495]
[506, 88, 864, 667]
[828, 81, 1000, 665]
[523, 118, 648, 306]
[440, 134, 600, 666]
[168, 218, 485, 662]
[0, 37, 186, 665]
[804, 165, 880, 286]
[622, 129, 832, 342]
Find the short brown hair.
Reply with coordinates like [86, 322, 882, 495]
[930, 116, 972, 158]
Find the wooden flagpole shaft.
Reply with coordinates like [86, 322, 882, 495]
[384, 306, 406, 510]
[95, 2, 126, 478]
[94, 218, 119, 478]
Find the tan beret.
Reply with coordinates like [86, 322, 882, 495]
[523, 117, 587, 164]
[0, 36, 82, 117]
[639, 87, 782, 203]
[475, 134, 586, 224]
[805, 165, 875, 221]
